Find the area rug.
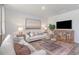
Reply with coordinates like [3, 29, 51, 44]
[41, 41, 62, 51]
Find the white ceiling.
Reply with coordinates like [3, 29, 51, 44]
[5, 4, 79, 17]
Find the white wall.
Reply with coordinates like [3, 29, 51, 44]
[5, 8, 48, 35]
[48, 9, 79, 43]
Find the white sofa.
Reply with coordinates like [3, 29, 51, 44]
[26, 33, 49, 42]
[0, 34, 47, 55]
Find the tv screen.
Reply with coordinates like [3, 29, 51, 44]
[56, 20, 72, 29]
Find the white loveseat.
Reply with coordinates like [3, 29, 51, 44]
[26, 32, 49, 42]
[0, 34, 47, 55]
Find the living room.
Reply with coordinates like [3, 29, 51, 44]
[0, 4, 79, 55]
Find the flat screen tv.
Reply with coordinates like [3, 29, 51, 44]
[56, 20, 72, 29]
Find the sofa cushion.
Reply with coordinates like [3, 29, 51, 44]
[14, 43, 31, 55]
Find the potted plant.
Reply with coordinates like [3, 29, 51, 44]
[48, 24, 55, 31]
[48, 24, 56, 41]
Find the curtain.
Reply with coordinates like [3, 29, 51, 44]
[0, 5, 5, 46]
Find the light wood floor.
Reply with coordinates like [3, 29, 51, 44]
[0, 35, 2, 46]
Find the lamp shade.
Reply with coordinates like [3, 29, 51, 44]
[18, 26, 24, 31]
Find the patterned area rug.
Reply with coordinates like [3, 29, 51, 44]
[30, 40, 73, 55]
[41, 41, 62, 51]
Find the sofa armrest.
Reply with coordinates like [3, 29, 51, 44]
[18, 39, 37, 52]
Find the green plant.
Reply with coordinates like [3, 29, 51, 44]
[48, 24, 55, 30]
